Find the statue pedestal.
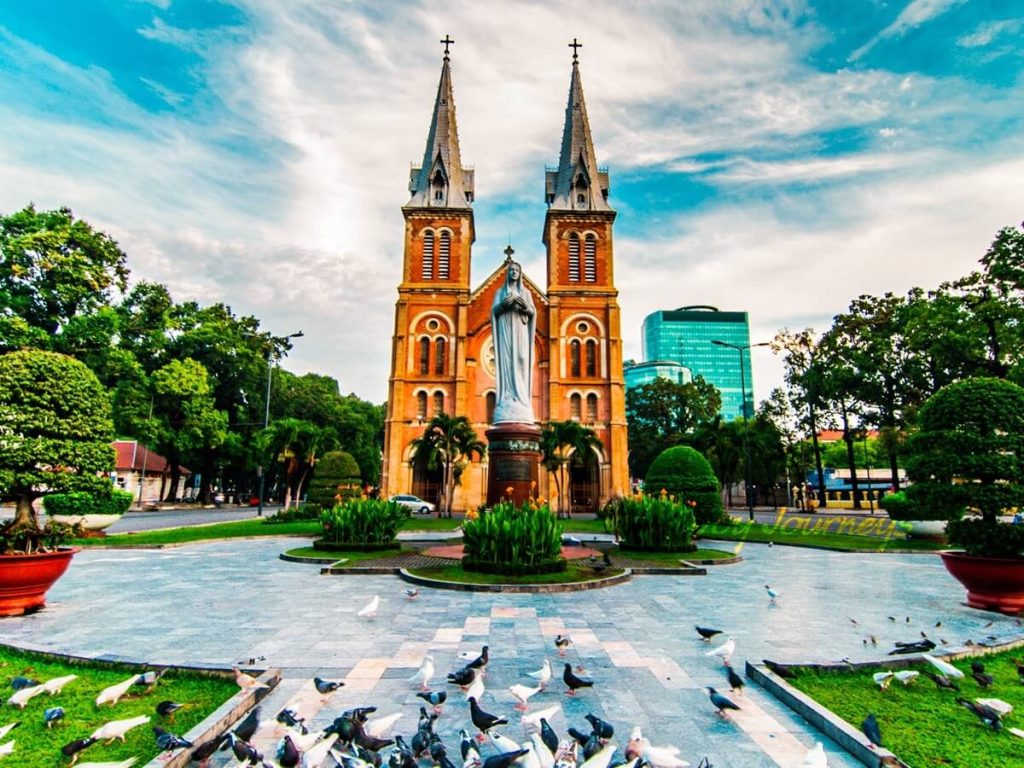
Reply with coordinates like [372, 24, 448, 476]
[486, 422, 542, 507]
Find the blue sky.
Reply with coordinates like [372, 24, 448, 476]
[1, 0, 1022, 404]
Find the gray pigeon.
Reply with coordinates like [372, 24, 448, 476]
[706, 686, 740, 716]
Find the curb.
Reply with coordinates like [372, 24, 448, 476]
[396, 567, 633, 593]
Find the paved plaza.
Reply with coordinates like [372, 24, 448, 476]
[4, 539, 1021, 767]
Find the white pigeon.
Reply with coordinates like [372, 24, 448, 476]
[76, 760, 138, 768]
[922, 654, 965, 679]
[41, 674, 77, 696]
[95, 675, 140, 706]
[409, 655, 434, 690]
[509, 683, 541, 710]
[1010, 727, 1024, 740]
[705, 636, 735, 662]
[976, 698, 1014, 718]
[91, 714, 151, 744]
[287, 727, 324, 754]
[638, 739, 690, 768]
[365, 712, 403, 739]
[0, 726, 16, 743]
[465, 672, 485, 701]
[357, 595, 380, 619]
[800, 741, 828, 768]
[531, 733, 555, 768]
[522, 705, 560, 732]
[0, 741, 12, 759]
[517, 742, 541, 768]
[232, 667, 268, 692]
[7, 684, 45, 709]
[872, 672, 894, 691]
[894, 671, 919, 686]
[302, 732, 339, 768]
[579, 744, 616, 768]
[490, 731, 522, 754]
[528, 660, 552, 690]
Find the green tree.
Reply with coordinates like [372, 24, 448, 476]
[540, 420, 602, 518]
[644, 445, 726, 525]
[307, 450, 363, 507]
[0, 351, 115, 527]
[625, 376, 721, 480]
[409, 414, 485, 518]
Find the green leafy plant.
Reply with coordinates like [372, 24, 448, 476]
[265, 502, 323, 524]
[0, 521, 78, 554]
[603, 494, 697, 551]
[42, 489, 135, 517]
[319, 498, 408, 545]
[644, 445, 727, 524]
[461, 501, 564, 574]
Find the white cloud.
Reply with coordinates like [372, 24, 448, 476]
[850, 0, 967, 61]
[957, 18, 1023, 48]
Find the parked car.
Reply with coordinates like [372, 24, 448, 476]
[389, 494, 435, 515]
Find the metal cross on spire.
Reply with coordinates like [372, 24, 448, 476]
[503, 244, 515, 260]
[569, 38, 582, 61]
[440, 35, 454, 58]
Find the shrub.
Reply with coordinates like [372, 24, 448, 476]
[307, 451, 362, 508]
[603, 494, 697, 551]
[319, 498, 407, 545]
[644, 445, 727, 524]
[265, 502, 322, 525]
[43, 489, 135, 518]
[947, 519, 1024, 559]
[461, 501, 565, 575]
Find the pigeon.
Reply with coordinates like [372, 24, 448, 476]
[957, 698, 1002, 730]
[489, 731, 523, 754]
[705, 637, 735, 663]
[971, 662, 994, 688]
[154, 725, 193, 753]
[9, 676, 37, 691]
[277, 734, 301, 768]
[95, 675, 140, 706]
[695, 626, 722, 643]
[224, 732, 268, 765]
[563, 664, 593, 696]
[509, 683, 542, 710]
[405, 588, 420, 599]
[6, 683, 45, 709]
[584, 713, 614, 740]
[416, 690, 448, 713]
[706, 687, 739, 717]
[922, 654, 965, 679]
[60, 735, 97, 765]
[887, 639, 935, 655]
[765, 584, 780, 603]
[41, 674, 77, 696]
[232, 667, 268, 692]
[626, 729, 689, 768]
[762, 659, 795, 679]
[578, 744, 616, 768]
[463, 646, 490, 671]
[156, 700, 184, 719]
[277, 707, 308, 735]
[344, 706, 377, 724]
[0, 725, 17, 743]
[468, 696, 507, 742]
[482, 748, 530, 768]
[724, 664, 744, 694]
[364, 712, 403, 739]
[522, 705, 560, 733]
[0, 741, 12, 759]
[315, 676, 346, 695]
[448, 666, 476, 687]
[555, 636, 572, 656]
[459, 729, 481, 760]
[91, 714, 151, 744]
[358, 595, 380, 619]
[355, 723, 394, 753]
[465, 671, 485, 701]
[861, 713, 882, 747]
[232, 706, 262, 742]
[539, 719, 559, 756]
[303, 734, 340, 767]
[921, 670, 960, 692]
[532, 732, 556, 767]
[894, 671, 919, 686]
[976, 698, 1013, 718]
[799, 741, 827, 768]
[872, 672, 894, 691]
[44, 707, 65, 728]
[410, 656, 435, 690]
[188, 734, 229, 767]
[528, 660, 552, 690]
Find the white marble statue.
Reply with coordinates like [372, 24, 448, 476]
[491, 256, 536, 424]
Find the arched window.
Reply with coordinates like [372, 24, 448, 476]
[585, 339, 597, 377]
[586, 393, 598, 422]
[486, 392, 496, 424]
[435, 337, 446, 375]
[570, 393, 582, 421]
[584, 235, 597, 282]
[416, 392, 427, 420]
[438, 232, 451, 279]
[419, 338, 430, 375]
[570, 339, 581, 377]
[433, 392, 444, 416]
[422, 231, 434, 280]
[567, 233, 580, 282]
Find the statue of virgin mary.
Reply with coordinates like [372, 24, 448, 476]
[491, 257, 536, 424]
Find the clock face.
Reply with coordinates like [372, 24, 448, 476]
[483, 339, 496, 378]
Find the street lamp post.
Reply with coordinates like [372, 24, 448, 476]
[712, 339, 769, 521]
[257, 331, 304, 516]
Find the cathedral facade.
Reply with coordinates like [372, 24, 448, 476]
[381, 45, 629, 513]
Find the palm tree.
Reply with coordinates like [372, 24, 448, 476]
[291, 425, 339, 505]
[258, 418, 338, 510]
[540, 420, 602, 518]
[409, 414, 486, 518]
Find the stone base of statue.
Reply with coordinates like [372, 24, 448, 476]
[486, 422, 542, 508]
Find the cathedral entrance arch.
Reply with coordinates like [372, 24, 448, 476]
[410, 448, 443, 508]
[570, 446, 601, 515]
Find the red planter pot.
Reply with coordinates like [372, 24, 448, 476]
[0, 548, 78, 617]
[940, 550, 1024, 615]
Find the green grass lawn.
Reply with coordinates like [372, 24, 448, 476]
[283, 546, 402, 562]
[561, 518, 608, 534]
[0, 644, 237, 767]
[698, 521, 946, 552]
[617, 547, 736, 562]
[788, 650, 1024, 767]
[406, 562, 625, 585]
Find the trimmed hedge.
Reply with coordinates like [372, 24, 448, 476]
[43, 488, 135, 517]
[461, 501, 564, 574]
[307, 450, 362, 508]
[644, 446, 727, 524]
[602, 494, 697, 551]
[265, 502, 322, 524]
[319, 498, 407, 545]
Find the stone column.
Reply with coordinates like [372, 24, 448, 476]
[485, 422, 542, 507]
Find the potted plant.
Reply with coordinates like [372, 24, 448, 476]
[879, 490, 948, 540]
[0, 350, 117, 616]
[903, 377, 1024, 613]
[43, 488, 135, 532]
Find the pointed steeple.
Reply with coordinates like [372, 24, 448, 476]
[407, 39, 474, 210]
[546, 41, 612, 212]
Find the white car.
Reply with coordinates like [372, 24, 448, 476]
[389, 494, 435, 515]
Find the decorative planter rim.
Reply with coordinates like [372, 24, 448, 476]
[0, 547, 80, 561]
[939, 549, 1024, 564]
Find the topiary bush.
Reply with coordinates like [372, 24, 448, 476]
[43, 489, 135, 518]
[318, 498, 407, 547]
[603, 494, 697, 551]
[644, 445, 727, 524]
[462, 501, 565, 575]
[307, 450, 362, 508]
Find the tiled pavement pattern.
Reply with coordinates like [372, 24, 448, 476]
[5, 539, 1022, 767]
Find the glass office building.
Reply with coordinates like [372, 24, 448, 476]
[623, 360, 692, 391]
[641, 306, 754, 421]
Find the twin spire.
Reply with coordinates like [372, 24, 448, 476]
[406, 37, 612, 212]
